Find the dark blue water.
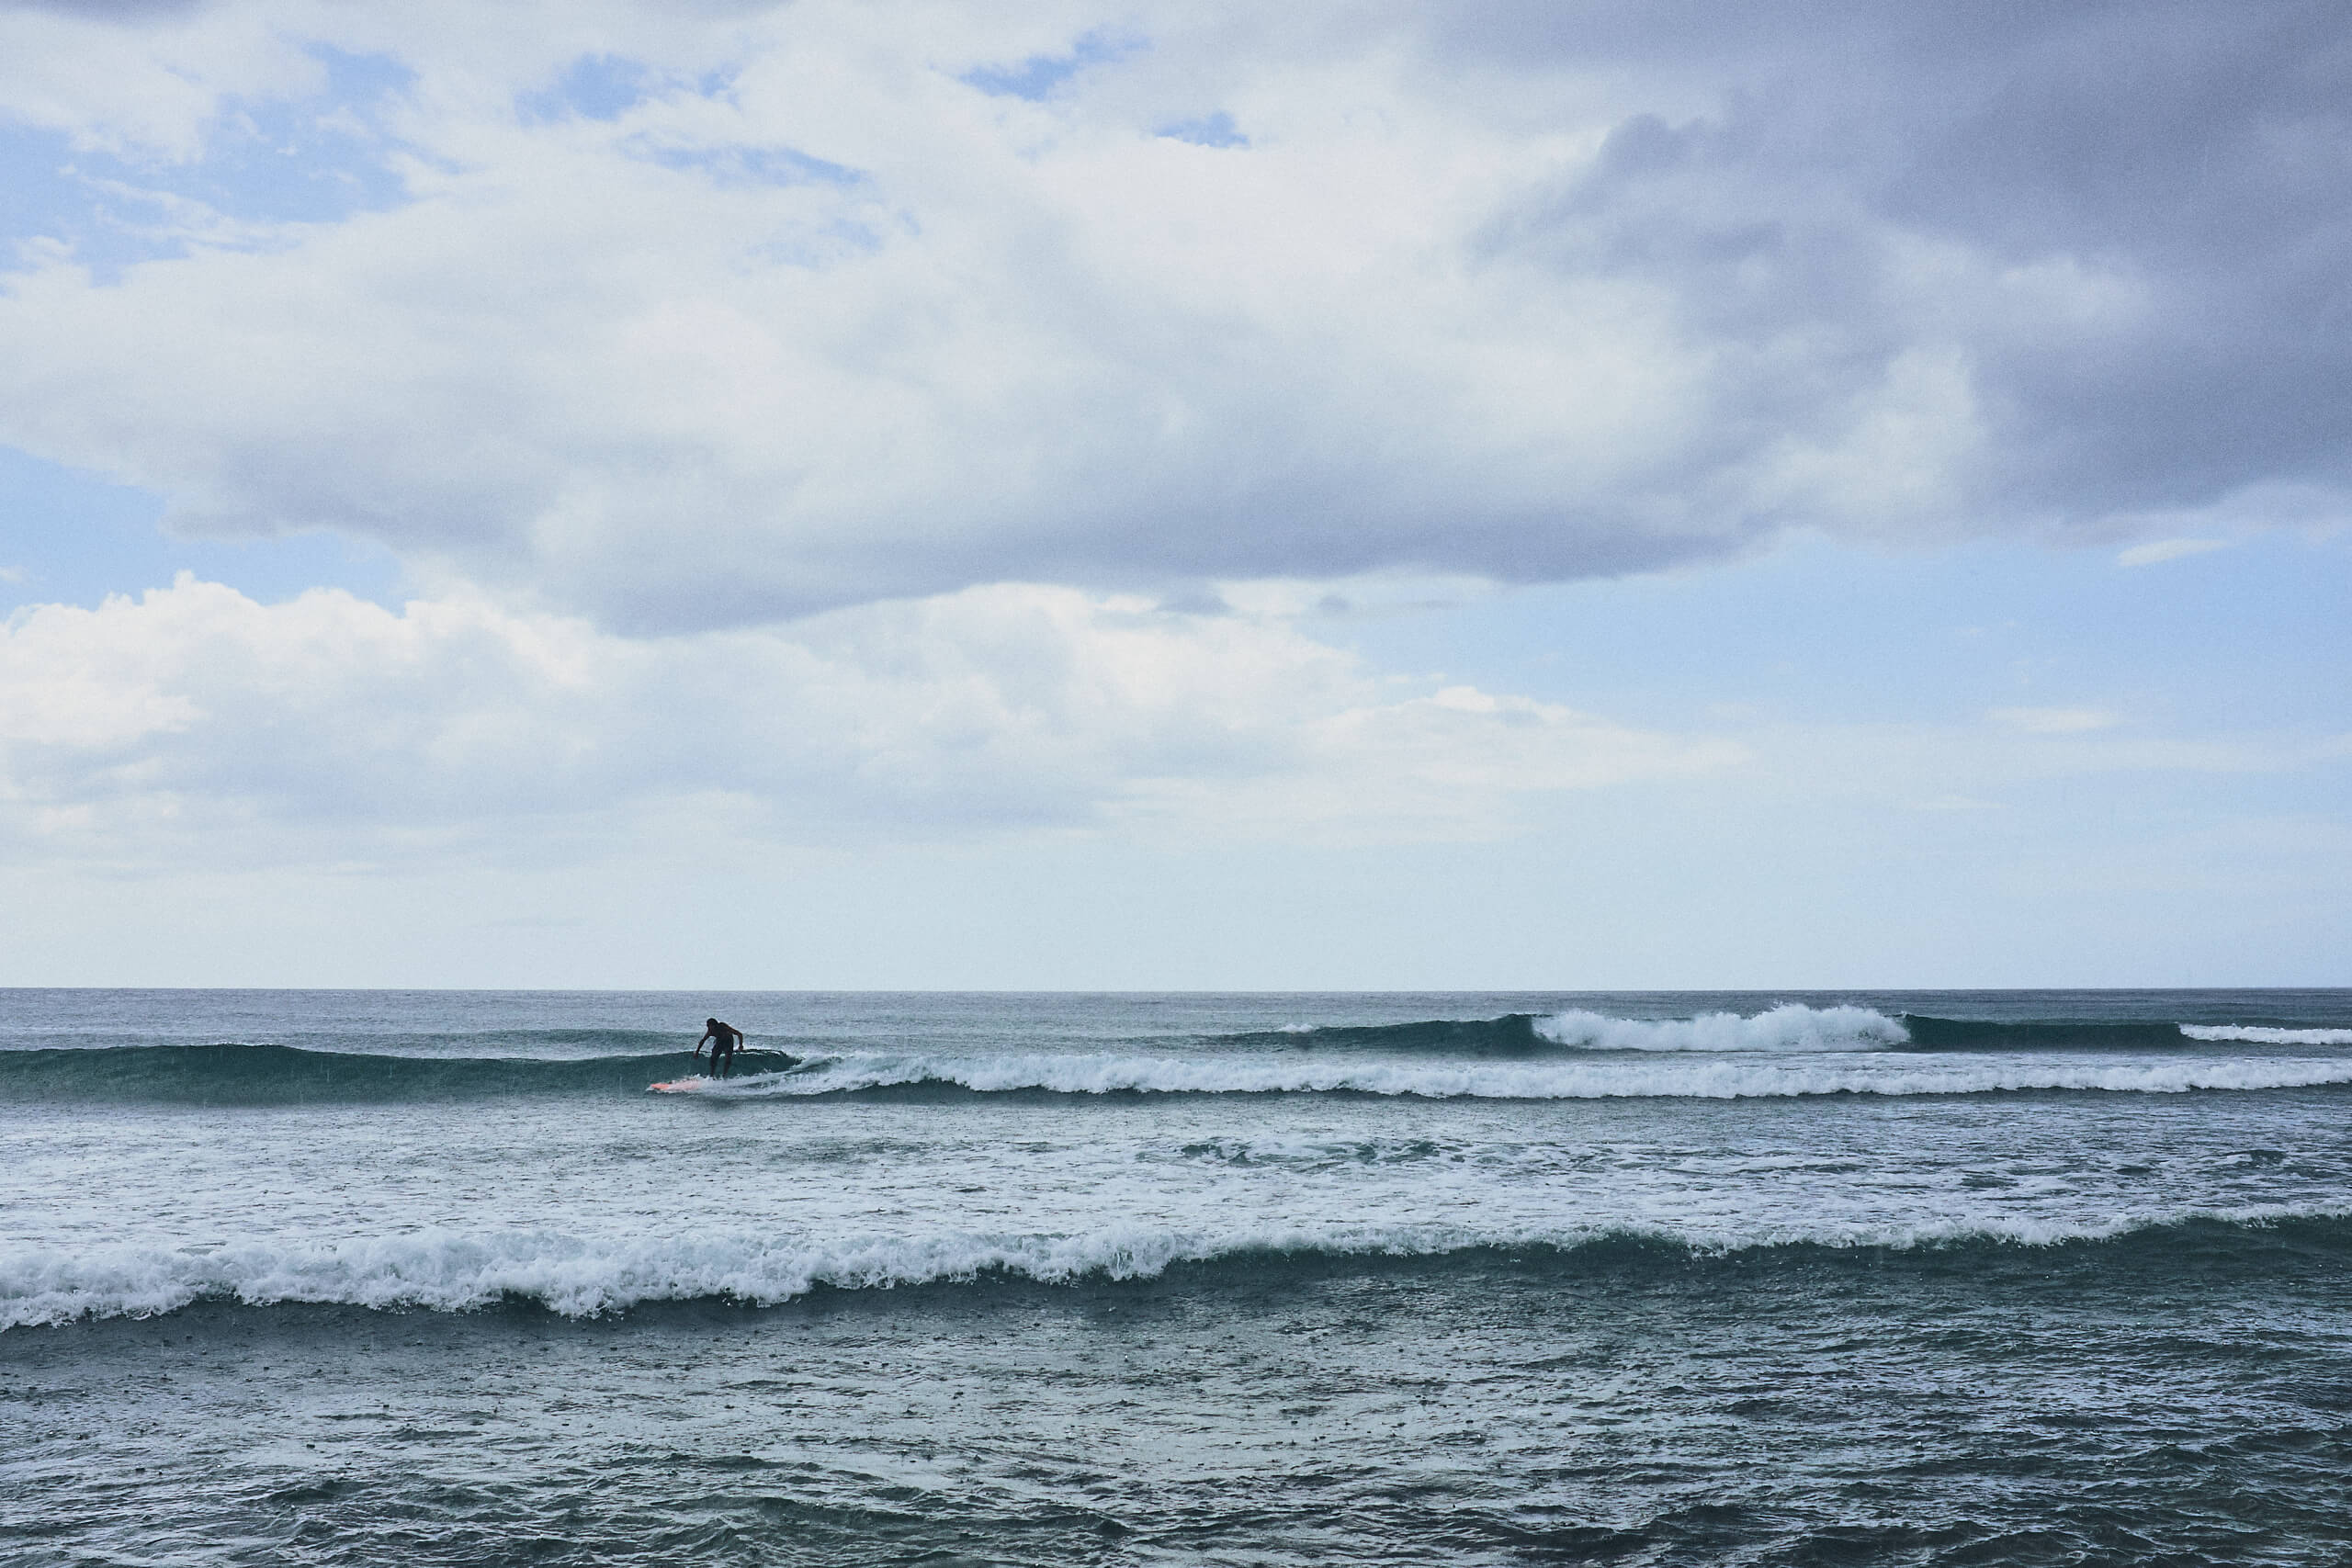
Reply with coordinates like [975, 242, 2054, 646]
[6, 988, 2351, 1564]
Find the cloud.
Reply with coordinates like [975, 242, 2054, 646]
[1440, 4, 2352, 503]
[1989, 706, 2120, 735]
[2116, 537, 2230, 568]
[0, 575, 1738, 865]
[0, 2, 2343, 627]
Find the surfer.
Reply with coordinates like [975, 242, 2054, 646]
[695, 1017, 745, 1078]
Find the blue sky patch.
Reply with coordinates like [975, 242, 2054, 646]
[0, 446, 401, 613]
[517, 54, 653, 125]
[628, 138, 863, 190]
[962, 29, 1143, 101]
[1157, 111, 1248, 149]
[0, 45, 413, 281]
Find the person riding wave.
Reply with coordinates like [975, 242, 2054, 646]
[695, 1017, 745, 1077]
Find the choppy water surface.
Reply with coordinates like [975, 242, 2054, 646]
[6, 988, 2352, 1565]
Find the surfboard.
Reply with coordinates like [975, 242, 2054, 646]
[650, 1052, 801, 1093]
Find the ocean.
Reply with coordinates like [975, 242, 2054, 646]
[6, 988, 2352, 1566]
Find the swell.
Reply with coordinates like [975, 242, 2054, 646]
[1899, 1018, 2352, 1051]
[10, 1209, 2347, 1330]
[1223, 1015, 1550, 1054]
[368, 1027, 689, 1053]
[0, 1043, 792, 1105]
[1899, 1016, 2194, 1051]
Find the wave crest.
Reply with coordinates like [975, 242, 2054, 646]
[1533, 1004, 1905, 1053]
[2182, 1025, 2352, 1045]
[11, 1209, 2348, 1330]
[695, 1050, 2352, 1101]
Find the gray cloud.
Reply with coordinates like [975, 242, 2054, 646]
[1443, 0, 2352, 526]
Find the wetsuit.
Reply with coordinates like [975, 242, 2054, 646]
[698, 1021, 744, 1077]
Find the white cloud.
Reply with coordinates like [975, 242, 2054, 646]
[0, 3, 329, 160]
[1989, 706, 2118, 735]
[0, 21, 1740, 624]
[2116, 538, 2230, 568]
[8, 2, 2339, 629]
[0, 575, 1738, 865]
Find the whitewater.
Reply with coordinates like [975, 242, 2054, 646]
[7, 987, 2352, 1566]
[696, 1044, 2352, 1100]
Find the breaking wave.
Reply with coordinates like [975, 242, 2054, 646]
[10, 1209, 2347, 1330]
[1232, 1009, 2352, 1057]
[692, 1050, 2352, 1101]
[1534, 1004, 1906, 1052]
[1235, 1004, 1902, 1055]
[2182, 1025, 2352, 1045]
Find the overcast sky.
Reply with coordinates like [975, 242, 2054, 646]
[0, 0, 2345, 987]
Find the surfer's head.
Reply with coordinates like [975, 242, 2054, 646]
[707, 1017, 721, 1029]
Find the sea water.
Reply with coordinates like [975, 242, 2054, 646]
[5, 988, 2351, 1564]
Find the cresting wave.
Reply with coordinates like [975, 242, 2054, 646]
[702, 1050, 2352, 1101]
[2183, 1025, 2352, 1045]
[1228, 1009, 2352, 1056]
[9, 1209, 2348, 1330]
[1239, 1004, 1905, 1055]
[1535, 1004, 1906, 1052]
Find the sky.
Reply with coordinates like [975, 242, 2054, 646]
[0, 0, 2345, 988]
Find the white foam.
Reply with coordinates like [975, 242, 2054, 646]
[695, 1049, 2352, 1102]
[7, 1205, 2343, 1330]
[1532, 1003, 1908, 1053]
[2181, 1025, 2352, 1045]
[0, 1223, 1423, 1328]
